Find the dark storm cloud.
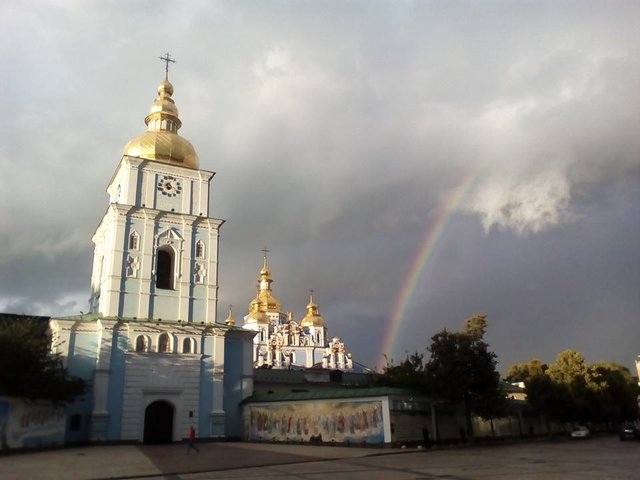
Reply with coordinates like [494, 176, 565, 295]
[1, 1, 638, 371]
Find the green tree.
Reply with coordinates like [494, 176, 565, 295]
[379, 315, 507, 436]
[506, 352, 639, 426]
[423, 315, 506, 436]
[546, 350, 598, 422]
[546, 350, 592, 387]
[0, 315, 85, 404]
[504, 356, 574, 424]
[504, 358, 547, 383]
[462, 314, 488, 340]
[588, 363, 639, 424]
[377, 352, 426, 390]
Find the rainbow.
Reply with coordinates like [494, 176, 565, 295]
[379, 167, 481, 366]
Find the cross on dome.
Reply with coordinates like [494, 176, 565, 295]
[159, 52, 176, 80]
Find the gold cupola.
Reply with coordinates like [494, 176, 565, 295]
[300, 293, 325, 328]
[122, 79, 199, 169]
[244, 293, 270, 325]
[256, 254, 282, 313]
[224, 305, 236, 326]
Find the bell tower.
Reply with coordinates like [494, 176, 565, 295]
[89, 63, 223, 323]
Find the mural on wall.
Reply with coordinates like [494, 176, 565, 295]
[248, 400, 384, 443]
[0, 397, 65, 450]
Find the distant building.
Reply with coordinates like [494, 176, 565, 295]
[237, 255, 354, 370]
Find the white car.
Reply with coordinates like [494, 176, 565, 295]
[570, 426, 591, 439]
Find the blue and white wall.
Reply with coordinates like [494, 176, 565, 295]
[51, 317, 255, 444]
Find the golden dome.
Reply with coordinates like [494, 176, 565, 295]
[122, 79, 199, 169]
[300, 293, 325, 328]
[244, 295, 270, 325]
[257, 290, 282, 313]
[256, 253, 282, 313]
[224, 305, 235, 326]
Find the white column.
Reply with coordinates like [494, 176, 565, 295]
[210, 332, 226, 437]
[137, 212, 157, 318]
[179, 221, 193, 322]
[205, 225, 220, 324]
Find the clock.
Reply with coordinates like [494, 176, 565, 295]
[157, 175, 182, 197]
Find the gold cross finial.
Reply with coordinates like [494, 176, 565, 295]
[159, 52, 176, 80]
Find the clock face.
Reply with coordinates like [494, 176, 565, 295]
[157, 175, 182, 197]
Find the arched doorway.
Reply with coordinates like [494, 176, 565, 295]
[143, 400, 174, 443]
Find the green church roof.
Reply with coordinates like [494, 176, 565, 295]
[243, 386, 421, 404]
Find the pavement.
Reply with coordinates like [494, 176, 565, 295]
[1, 436, 638, 480]
[0, 441, 400, 480]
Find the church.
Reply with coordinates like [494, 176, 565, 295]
[234, 254, 354, 371]
[50, 66, 255, 444]
[46, 59, 357, 446]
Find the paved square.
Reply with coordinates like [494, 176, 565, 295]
[0, 436, 637, 479]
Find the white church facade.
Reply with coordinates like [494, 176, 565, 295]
[50, 74, 255, 444]
[233, 255, 354, 371]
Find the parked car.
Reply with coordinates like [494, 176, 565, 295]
[619, 422, 640, 441]
[570, 426, 591, 439]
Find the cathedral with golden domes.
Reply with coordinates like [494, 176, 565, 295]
[8, 58, 357, 449]
[226, 254, 354, 371]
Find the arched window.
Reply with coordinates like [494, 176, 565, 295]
[129, 232, 140, 251]
[182, 337, 191, 353]
[135, 335, 148, 352]
[156, 247, 174, 289]
[195, 240, 205, 259]
[158, 333, 171, 353]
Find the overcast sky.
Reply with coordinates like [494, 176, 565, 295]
[1, 1, 638, 373]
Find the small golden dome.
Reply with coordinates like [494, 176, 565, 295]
[224, 305, 235, 326]
[300, 293, 325, 328]
[256, 252, 282, 312]
[244, 296, 270, 325]
[122, 79, 199, 169]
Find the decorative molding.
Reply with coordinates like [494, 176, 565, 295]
[194, 262, 206, 284]
[126, 255, 140, 277]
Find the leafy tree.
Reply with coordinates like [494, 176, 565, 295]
[462, 314, 488, 340]
[380, 314, 506, 436]
[424, 319, 506, 435]
[504, 358, 547, 383]
[547, 350, 592, 387]
[588, 362, 639, 424]
[525, 373, 575, 423]
[377, 352, 425, 390]
[505, 351, 639, 426]
[0, 315, 85, 404]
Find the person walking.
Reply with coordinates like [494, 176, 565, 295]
[422, 425, 431, 448]
[186, 426, 199, 454]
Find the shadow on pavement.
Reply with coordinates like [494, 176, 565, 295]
[132, 442, 321, 477]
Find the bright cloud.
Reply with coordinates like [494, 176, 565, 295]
[466, 171, 573, 235]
